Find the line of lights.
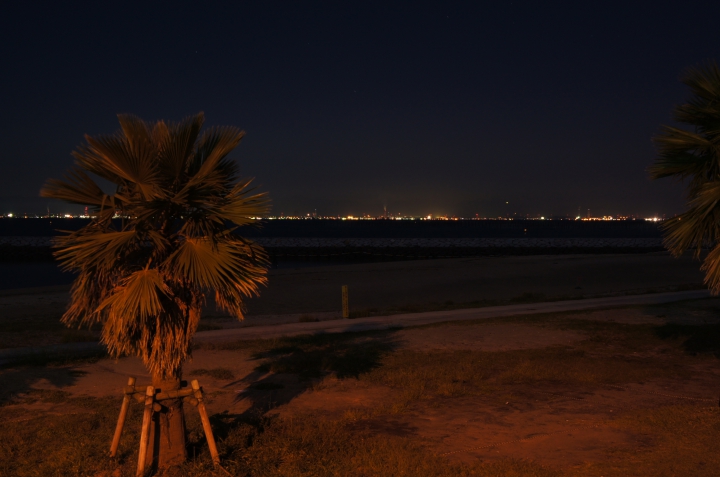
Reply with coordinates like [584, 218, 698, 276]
[0, 213, 668, 221]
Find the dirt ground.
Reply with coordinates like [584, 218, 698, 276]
[3, 300, 720, 473]
[0, 253, 718, 475]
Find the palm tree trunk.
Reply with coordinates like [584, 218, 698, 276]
[145, 372, 187, 471]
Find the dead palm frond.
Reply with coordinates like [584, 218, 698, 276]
[41, 112, 269, 378]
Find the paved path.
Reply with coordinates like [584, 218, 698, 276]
[1, 289, 709, 365]
[194, 289, 711, 342]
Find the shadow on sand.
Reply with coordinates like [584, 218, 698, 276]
[655, 322, 720, 357]
[199, 329, 401, 449]
[0, 365, 87, 405]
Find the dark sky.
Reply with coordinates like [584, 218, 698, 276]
[1, 1, 718, 218]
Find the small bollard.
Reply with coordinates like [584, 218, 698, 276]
[342, 285, 349, 318]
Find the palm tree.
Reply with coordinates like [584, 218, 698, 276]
[649, 62, 720, 292]
[40, 112, 269, 468]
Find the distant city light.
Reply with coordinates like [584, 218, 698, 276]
[0, 210, 669, 222]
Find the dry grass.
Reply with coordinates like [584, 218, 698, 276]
[4, 392, 720, 476]
[3, 305, 720, 475]
[0, 393, 126, 476]
[0, 392, 560, 477]
[576, 405, 720, 477]
[189, 367, 236, 380]
[360, 346, 678, 414]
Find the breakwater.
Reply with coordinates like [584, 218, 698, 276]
[258, 237, 665, 262]
[0, 219, 669, 262]
[0, 236, 666, 263]
[0, 218, 664, 238]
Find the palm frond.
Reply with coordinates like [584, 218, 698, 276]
[40, 168, 106, 206]
[214, 180, 270, 227]
[682, 62, 720, 103]
[62, 267, 118, 328]
[701, 243, 720, 295]
[166, 236, 267, 293]
[71, 144, 127, 185]
[98, 267, 167, 320]
[156, 113, 204, 184]
[651, 61, 720, 293]
[85, 134, 159, 199]
[117, 114, 154, 159]
[54, 230, 138, 271]
[45, 112, 269, 379]
[653, 126, 714, 155]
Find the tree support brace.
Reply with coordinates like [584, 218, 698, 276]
[108, 377, 221, 476]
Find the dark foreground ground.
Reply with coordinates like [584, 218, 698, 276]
[2, 292, 720, 476]
[0, 254, 720, 477]
[0, 253, 719, 476]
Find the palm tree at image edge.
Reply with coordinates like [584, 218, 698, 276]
[650, 62, 720, 293]
[41, 112, 269, 467]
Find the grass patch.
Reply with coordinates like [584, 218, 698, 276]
[4, 307, 720, 475]
[203, 316, 699, 415]
[217, 415, 561, 477]
[189, 367, 235, 380]
[578, 405, 720, 476]
[361, 345, 678, 413]
[13, 392, 717, 476]
[0, 395, 561, 477]
[0, 394, 128, 477]
[3, 394, 718, 476]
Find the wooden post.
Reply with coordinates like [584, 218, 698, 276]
[342, 285, 349, 318]
[191, 379, 220, 466]
[110, 376, 136, 457]
[136, 386, 155, 477]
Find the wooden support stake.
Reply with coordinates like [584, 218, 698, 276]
[154, 388, 195, 401]
[131, 392, 145, 403]
[191, 379, 220, 466]
[136, 386, 155, 477]
[110, 376, 136, 457]
[342, 285, 349, 318]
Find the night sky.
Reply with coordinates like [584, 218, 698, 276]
[2, 1, 719, 218]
